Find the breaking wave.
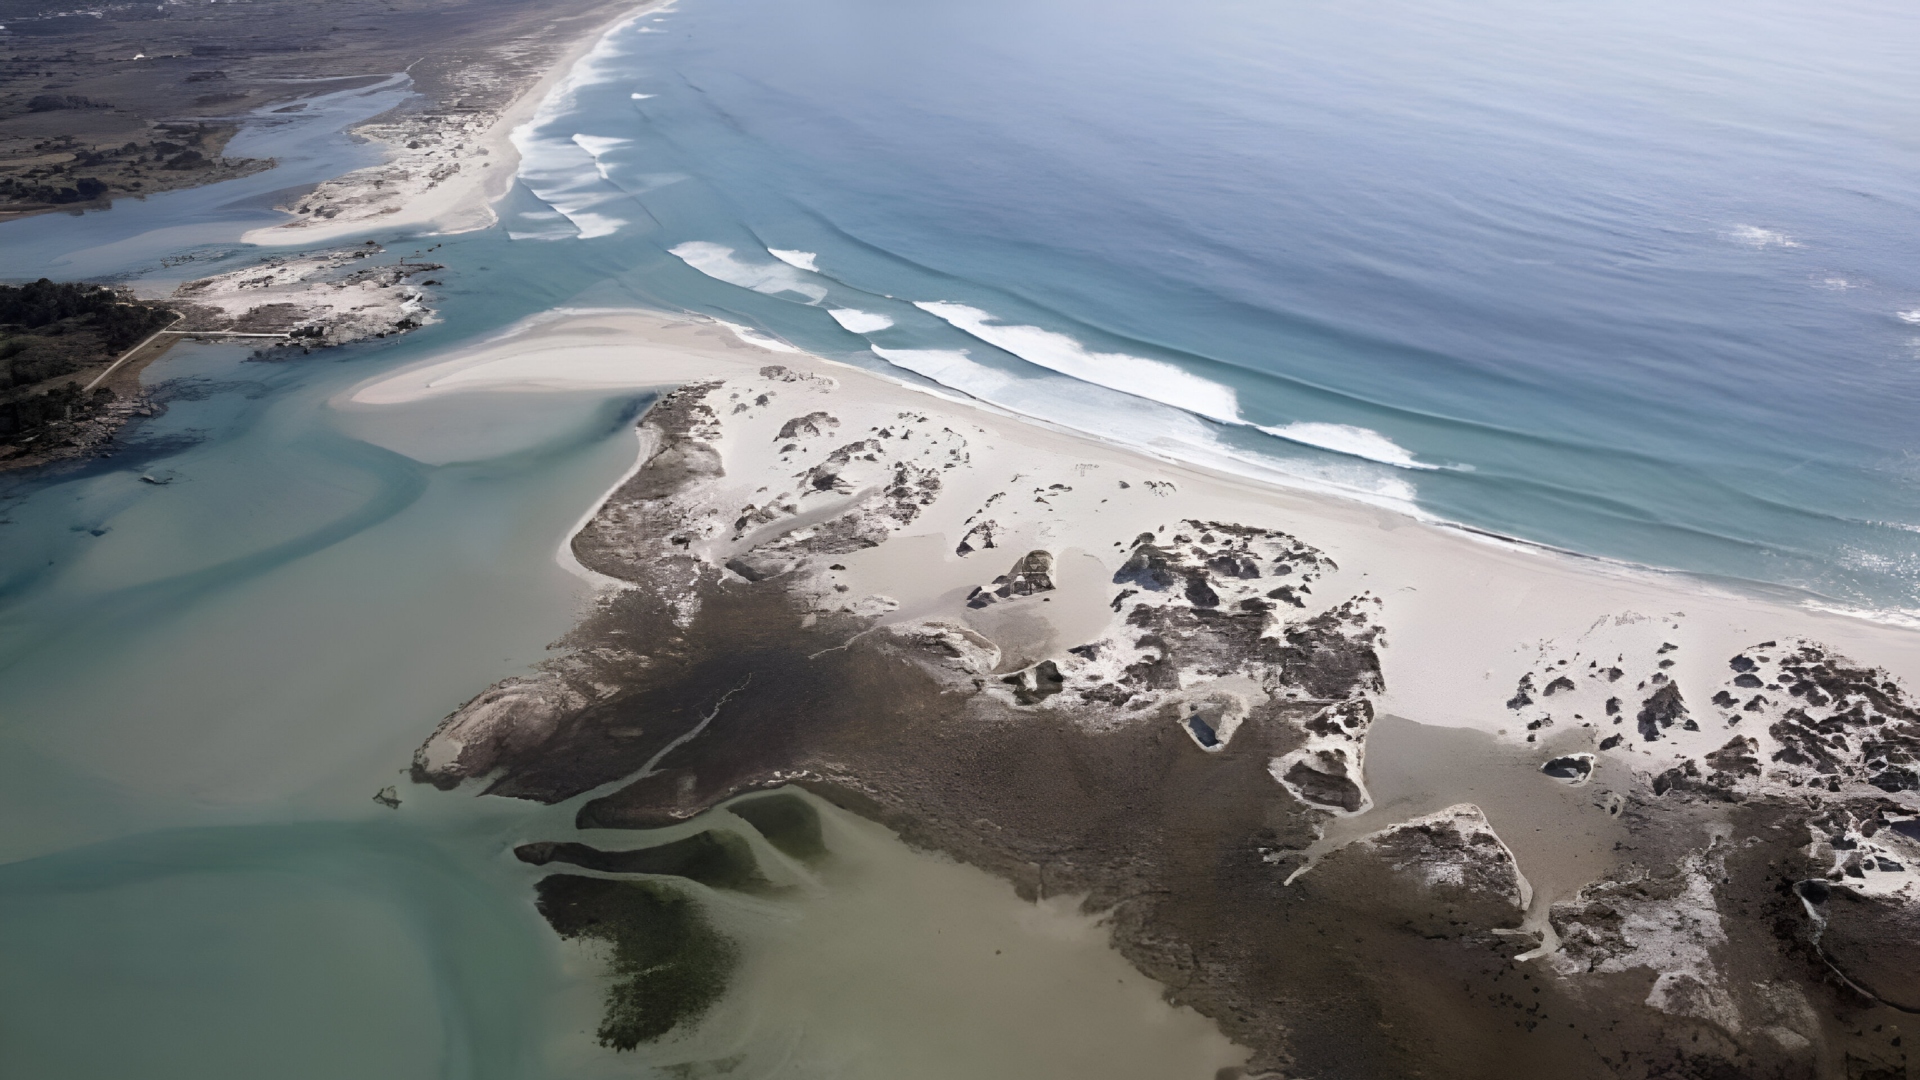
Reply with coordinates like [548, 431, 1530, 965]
[669, 242, 829, 303]
[829, 308, 894, 333]
[870, 345, 1423, 516]
[510, 131, 631, 239]
[914, 301, 1241, 423]
[768, 249, 818, 271]
[1257, 422, 1437, 470]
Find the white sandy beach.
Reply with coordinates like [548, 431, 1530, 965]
[240, 1, 671, 247]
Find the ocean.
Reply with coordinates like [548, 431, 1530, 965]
[504, 0, 1920, 619]
[2, 0, 1918, 1075]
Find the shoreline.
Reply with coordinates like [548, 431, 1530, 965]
[352, 305, 1920, 686]
[239, 0, 669, 247]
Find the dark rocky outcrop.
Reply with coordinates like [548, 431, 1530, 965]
[1636, 682, 1687, 742]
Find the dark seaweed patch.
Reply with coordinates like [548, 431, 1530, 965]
[728, 792, 828, 862]
[534, 875, 737, 1050]
[517, 830, 772, 893]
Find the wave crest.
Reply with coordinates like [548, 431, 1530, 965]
[768, 249, 818, 271]
[1256, 422, 1437, 470]
[669, 242, 828, 303]
[829, 309, 894, 333]
[914, 301, 1241, 423]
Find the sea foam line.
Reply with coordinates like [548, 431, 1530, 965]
[912, 300, 1439, 471]
[1257, 422, 1438, 470]
[669, 242, 828, 304]
[869, 345, 1425, 517]
[915, 301, 1242, 424]
[829, 309, 894, 333]
[505, 4, 674, 241]
[665, 240, 1438, 475]
[769, 249, 819, 271]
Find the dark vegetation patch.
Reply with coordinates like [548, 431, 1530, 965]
[727, 792, 827, 862]
[534, 875, 737, 1050]
[0, 124, 264, 214]
[1, 279, 174, 458]
[516, 830, 773, 893]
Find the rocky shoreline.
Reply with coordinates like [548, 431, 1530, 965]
[1, 246, 440, 472]
[385, 322, 1919, 1079]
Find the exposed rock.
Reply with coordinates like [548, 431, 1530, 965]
[1756, 643, 1920, 794]
[1541, 754, 1594, 783]
[171, 243, 440, 346]
[1636, 682, 1687, 742]
[1001, 659, 1065, 705]
[955, 518, 999, 555]
[775, 411, 837, 440]
[966, 549, 1055, 608]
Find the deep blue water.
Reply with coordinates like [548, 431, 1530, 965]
[504, 0, 1920, 616]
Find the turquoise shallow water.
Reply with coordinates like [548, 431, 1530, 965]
[0, 333, 648, 1076]
[0, 822, 548, 1079]
[3, 0, 1920, 1074]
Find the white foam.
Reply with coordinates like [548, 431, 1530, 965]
[571, 134, 630, 157]
[1897, 310, 1920, 325]
[570, 134, 632, 181]
[829, 309, 894, 334]
[507, 126, 631, 238]
[1801, 602, 1920, 631]
[501, 6, 664, 241]
[719, 320, 800, 353]
[601, 171, 686, 198]
[630, 92, 656, 100]
[769, 249, 819, 272]
[914, 301, 1241, 423]
[1256, 422, 1436, 470]
[869, 345, 1423, 517]
[872, 346, 1015, 397]
[669, 242, 829, 304]
[1728, 224, 1800, 249]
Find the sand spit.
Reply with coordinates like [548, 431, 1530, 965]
[363, 310, 1920, 1078]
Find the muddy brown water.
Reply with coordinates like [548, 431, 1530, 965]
[1308, 714, 1632, 924]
